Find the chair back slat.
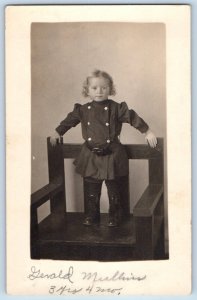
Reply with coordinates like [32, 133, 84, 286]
[59, 138, 163, 160]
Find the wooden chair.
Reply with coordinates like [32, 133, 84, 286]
[31, 137, 167, 261]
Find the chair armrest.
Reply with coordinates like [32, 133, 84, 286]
[133, 184, 163, 217]
[31, 181, 63, 209]
[133, 184, 164, 259]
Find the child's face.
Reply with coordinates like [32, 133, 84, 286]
[87, 77, 110, 101]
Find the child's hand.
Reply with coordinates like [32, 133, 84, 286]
[145, 129, 157, 148]
[50, 131, 60, 146]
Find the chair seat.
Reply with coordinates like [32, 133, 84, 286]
[35, 212, 136, 261]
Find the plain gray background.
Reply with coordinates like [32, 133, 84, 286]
[31, 22, 166, 223]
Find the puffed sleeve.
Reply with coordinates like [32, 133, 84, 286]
[118, 102, 149, 133]
[55, 103, 81, 136]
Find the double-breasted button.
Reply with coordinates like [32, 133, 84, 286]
[106, 139, 110, 143]
[88, 106, 91, 110]
[104, 106, 108, 111]
[105, 122, 109, 126]
[88, 137, 92, 141]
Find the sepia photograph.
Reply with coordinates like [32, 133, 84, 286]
[31, 22, 168, 262]
[6, 5, 191, 296]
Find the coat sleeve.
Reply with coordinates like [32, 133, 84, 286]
[55, 103, 81, 136]
[118, 102, 149, 133]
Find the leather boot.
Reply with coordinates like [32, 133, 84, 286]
[108, 194, 122, 227]
[83, 193, 100, 226]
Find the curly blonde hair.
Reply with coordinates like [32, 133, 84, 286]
[82, 69, 116, 97]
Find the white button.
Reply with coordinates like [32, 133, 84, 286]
[88, 137, 92, 141]
[88, 106, 91, 109]
[107, 139, 110, 143]
[87, 122, 90, 125]
[105, 122, 109, 126]
[104, 106, 108, 110]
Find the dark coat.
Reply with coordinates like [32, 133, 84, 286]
[56, 99, 149, 180]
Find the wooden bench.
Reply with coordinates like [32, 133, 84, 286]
[31, 137, 166, 261]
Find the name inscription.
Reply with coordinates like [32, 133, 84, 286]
[27, 266, 147, 295]
[28, 266, 74, 283]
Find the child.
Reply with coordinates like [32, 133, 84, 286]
[50, 70, 157, 227]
